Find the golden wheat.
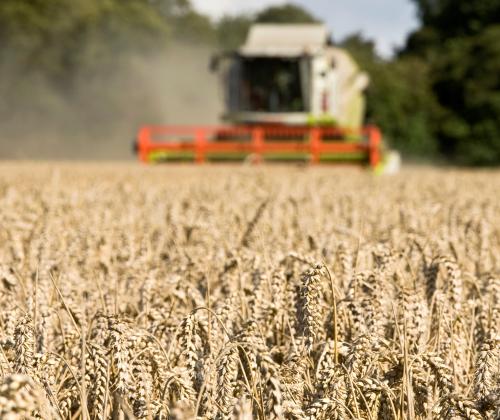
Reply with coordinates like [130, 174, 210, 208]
[0, 163, 498, 419]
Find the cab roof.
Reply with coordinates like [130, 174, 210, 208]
[239, 24, 330, 57]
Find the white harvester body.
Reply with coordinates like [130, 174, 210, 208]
[217, 24, 370, 129]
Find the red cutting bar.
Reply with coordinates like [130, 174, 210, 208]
[136, 125, 382, 167]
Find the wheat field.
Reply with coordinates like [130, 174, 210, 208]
[0, 163, 498, 420]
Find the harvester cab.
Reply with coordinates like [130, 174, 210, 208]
[214, 24, 369, 129]
[136, 23, 385, 168]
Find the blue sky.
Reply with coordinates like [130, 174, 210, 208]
[191, 0, 419, 56]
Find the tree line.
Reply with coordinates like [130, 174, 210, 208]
[356, 0, 500, 165]
[0, 0, 498, 164]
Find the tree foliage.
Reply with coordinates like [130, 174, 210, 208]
[430, 26, 500, 164]
[404, 0, 500, 164]
[255, 4, 318, 24]
[344, 0, 500, 164]
[342, 34, 438, 157]
[0, 0, 169, 79]
[0, 0, 219, 90]
[411, 0, 500, 38]
[216, 4, 317, 51]
[216, 15, 253, 51]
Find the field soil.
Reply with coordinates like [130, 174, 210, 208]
[0, 163, 498, 419]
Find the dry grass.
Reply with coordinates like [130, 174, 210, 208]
[0, 163, 498, 419]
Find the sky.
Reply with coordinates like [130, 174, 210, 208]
[191, 0, 419, 57]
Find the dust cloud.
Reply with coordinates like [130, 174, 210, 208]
[0, 44, 223, 160]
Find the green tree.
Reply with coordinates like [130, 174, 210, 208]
[172, 10, 215, 44]
[216, 14, 253, 50]
[215, 4, 317, 51]
[0, 0, 212, 144]
[411, 0, 500, 38]
[151, 0, 216, 44]
[404, 0, 500, 165]
[0, 0, 170, 87]
[255, 4, 318, 23]
[342, 34, 438, 157]
[431, 26, 500, 164]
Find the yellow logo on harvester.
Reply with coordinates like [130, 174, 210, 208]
[306, 114, 337, 127]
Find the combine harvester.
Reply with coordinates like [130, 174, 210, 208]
[135, 24, 388, 168]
